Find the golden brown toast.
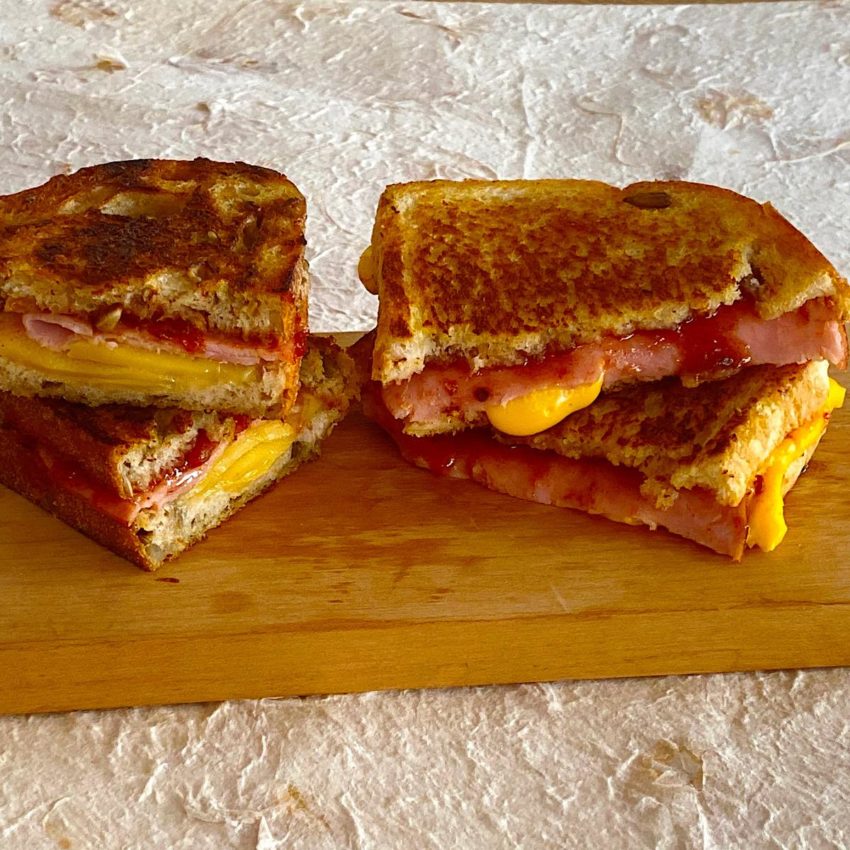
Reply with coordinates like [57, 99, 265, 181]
[0, 337, 358, 570]
[365, 179, 850, 383]
[0, 158, 308, 416]
[511, 360, 832, 507]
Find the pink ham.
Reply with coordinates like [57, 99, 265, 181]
[37, 445, 139, 525]
[22, 313, 93, 350]
[736, 302, 846, 366]
[202, 338, 281, 364]
[365, 387, 749, 558]
[383, 343, 608, 423]
[384, 298, 848, 428]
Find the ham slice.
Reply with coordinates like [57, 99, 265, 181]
[384, 298, 847, 427]
[203, 338, 280, 365]
[22, 314, 93, 350]
[19, 312, 282, 365]
[365, 387, 749, 558]
[37, 446, 139, 525]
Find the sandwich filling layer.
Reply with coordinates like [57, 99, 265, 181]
[0, 312, 264, 393]
[28, 370, 348, 530]
[382, 298, 847, 436]
[17, 312, 293, 365]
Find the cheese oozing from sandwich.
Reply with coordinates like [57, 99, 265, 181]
[746, 378, 845, 553]
[358, 247, 378, 294]
[485, 374, 604, 436]
[0, 312, 260, 392]
[188, 420, 295, 503]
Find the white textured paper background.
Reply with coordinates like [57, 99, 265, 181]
[2, 1, 850, 847]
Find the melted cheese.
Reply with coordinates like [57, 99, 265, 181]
[189, 420, 296, 502]
[486, 374, 604, 437]
[747, 378, 845, 552]
[357, 246, 378, 294]
[0, 313, 259, 392]
[827, 376, 847, 410]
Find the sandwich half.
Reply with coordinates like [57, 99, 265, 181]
[363, 358, 845, 559]
[0, 338, 357, 570]
[360, 179, 850, 437]
[0, 158, 308, 417]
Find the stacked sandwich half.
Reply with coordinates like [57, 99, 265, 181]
[360, 179, 849, 558]
[0, 159, 356, 569]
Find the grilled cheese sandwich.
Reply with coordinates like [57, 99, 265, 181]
[361, 179, 850, 437]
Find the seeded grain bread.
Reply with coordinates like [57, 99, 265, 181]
[0, 158, 308, 415]
[134, 418, 336, 569]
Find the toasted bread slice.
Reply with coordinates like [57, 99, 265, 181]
[512, 360, 831, 508]
[0, 337, 358, 570]
[365, 179, 850, 385]
[0, 158, 308, 415]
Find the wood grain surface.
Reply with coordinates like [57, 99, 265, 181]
[1, 396, 848, 715]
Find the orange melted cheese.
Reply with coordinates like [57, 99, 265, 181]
[189, 421, 295, 502]
[747, 378, 845, 552]
[485, 374, 604, 437]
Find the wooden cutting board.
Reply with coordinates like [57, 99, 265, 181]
[1, 398, 849, 715]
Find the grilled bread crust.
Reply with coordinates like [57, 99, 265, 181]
[511, 360, 832, 508]
[368, 179, 850, 383]
[0, 425, 153, 568]
[0, 338, 359, 570]
[0, 158, 308, 340]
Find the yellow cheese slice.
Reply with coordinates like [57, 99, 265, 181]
[358, 246, 378, 294]
[747, 378, 845, 552]
[0, 313, 260, 393]
[190, 420, 296, 501]
[486, 374, 604, 437]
